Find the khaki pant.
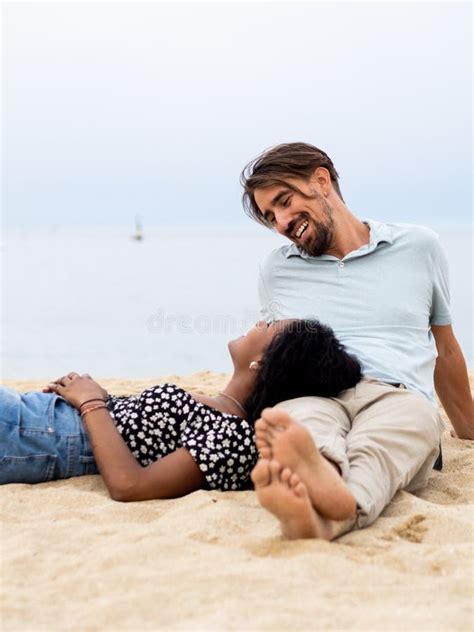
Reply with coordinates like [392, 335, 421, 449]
[276, 376, 444, 529]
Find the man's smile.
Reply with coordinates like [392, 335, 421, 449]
[295, 220, 309, 239]
[289, 217, 311, 241]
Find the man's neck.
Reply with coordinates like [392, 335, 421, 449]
[325, 209, 370, 260]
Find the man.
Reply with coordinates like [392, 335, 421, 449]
[240, 142, 473, 540]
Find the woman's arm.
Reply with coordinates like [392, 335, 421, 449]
[48, 374, 204, 501]
[83, 407, 204, 501]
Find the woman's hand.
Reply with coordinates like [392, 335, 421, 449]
[43, 372, 108, 409]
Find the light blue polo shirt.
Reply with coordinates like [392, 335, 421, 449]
[258, 219, 452, 404]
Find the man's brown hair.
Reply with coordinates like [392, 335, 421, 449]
[240, 142, 344, 227]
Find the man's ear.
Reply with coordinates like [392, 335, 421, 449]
[311, 166, 331, 195]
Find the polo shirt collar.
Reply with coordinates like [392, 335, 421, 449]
[283, 218, 393, 259]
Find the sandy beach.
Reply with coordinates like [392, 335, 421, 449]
[1, 372, 473, 631]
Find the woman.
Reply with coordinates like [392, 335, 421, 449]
[0, 319, 361, 500]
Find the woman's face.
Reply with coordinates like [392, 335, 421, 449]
[228, 320, 291, 369]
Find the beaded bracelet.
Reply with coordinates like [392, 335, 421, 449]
[81, 403, 108, 418]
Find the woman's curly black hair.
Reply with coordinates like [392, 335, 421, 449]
[244, 319, 362, 424]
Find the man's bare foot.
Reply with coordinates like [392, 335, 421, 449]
[254, 408, 356, 521]
[255, 432, 272, 460]
[251, 459, 348, 540]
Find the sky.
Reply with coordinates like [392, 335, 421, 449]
[2, 1, 472, 230]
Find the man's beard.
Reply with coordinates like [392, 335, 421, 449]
[295, 194, 336, 257]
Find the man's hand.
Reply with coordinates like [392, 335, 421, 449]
[43, 372, 108, 409]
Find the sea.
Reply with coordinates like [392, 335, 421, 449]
[1, 223, 472, 379]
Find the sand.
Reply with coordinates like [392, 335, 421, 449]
[1, 373, 473, 632]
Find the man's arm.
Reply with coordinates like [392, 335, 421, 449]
[432, 325, 473, 440]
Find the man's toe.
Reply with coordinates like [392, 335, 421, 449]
[251, 459, 271, 488]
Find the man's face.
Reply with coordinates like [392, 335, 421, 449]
[253, 177, 336, 257]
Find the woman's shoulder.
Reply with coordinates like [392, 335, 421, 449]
[141, 385, 243, 421]
[109, 383, 244, 421]
[187, 391, 246, 422]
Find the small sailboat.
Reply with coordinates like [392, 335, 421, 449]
[131, 215, 144, 241]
